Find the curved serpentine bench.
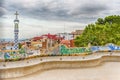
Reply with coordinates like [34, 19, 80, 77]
[0, 52, 120, 79]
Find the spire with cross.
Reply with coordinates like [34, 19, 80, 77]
[15, 11, 19, 20]
[14, 11, 19, 23]
[14, 11, 19, 50]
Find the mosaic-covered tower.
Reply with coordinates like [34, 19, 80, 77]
[14, 11, 19, 50]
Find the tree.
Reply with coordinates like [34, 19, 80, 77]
[96, 18, 104, 25]
[74, 15, 120, 47]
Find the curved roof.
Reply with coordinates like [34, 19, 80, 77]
[60, 40, 70, 44]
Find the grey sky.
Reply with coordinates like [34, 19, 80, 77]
[0, 0, 120, 39]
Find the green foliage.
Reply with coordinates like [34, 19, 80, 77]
[19, 48, 25, 54]
[75, 15, 120, 47]
[19, 43, 22, 49]
[96, 18, 104, 25]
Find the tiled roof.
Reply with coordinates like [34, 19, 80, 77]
[33, 33, 63, 41]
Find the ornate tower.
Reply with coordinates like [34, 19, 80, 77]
[14, 11, 19, 50]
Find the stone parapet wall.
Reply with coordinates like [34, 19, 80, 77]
[0, 55, 120, 79]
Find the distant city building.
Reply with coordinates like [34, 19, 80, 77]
[56, 33, 73, 40]
[71, 30, 84, 39]
[28, 33, 63, 50]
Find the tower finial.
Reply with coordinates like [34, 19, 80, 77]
[15, 11, 19, 19]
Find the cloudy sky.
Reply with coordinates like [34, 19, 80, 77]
[0, 0, 120, 39]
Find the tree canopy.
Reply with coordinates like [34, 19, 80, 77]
[74, 15, 120, 47]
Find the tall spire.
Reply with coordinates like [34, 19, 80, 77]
[14, 11, 19, 50]
[14, 11, 19, 20]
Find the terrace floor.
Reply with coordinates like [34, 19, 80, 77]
[5, 62, 120, 80]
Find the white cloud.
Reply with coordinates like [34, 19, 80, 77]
[1, 0, 120, 39]
[1, 14, 85, 39]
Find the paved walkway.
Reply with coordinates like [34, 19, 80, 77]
[5, 62, 120, 80]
